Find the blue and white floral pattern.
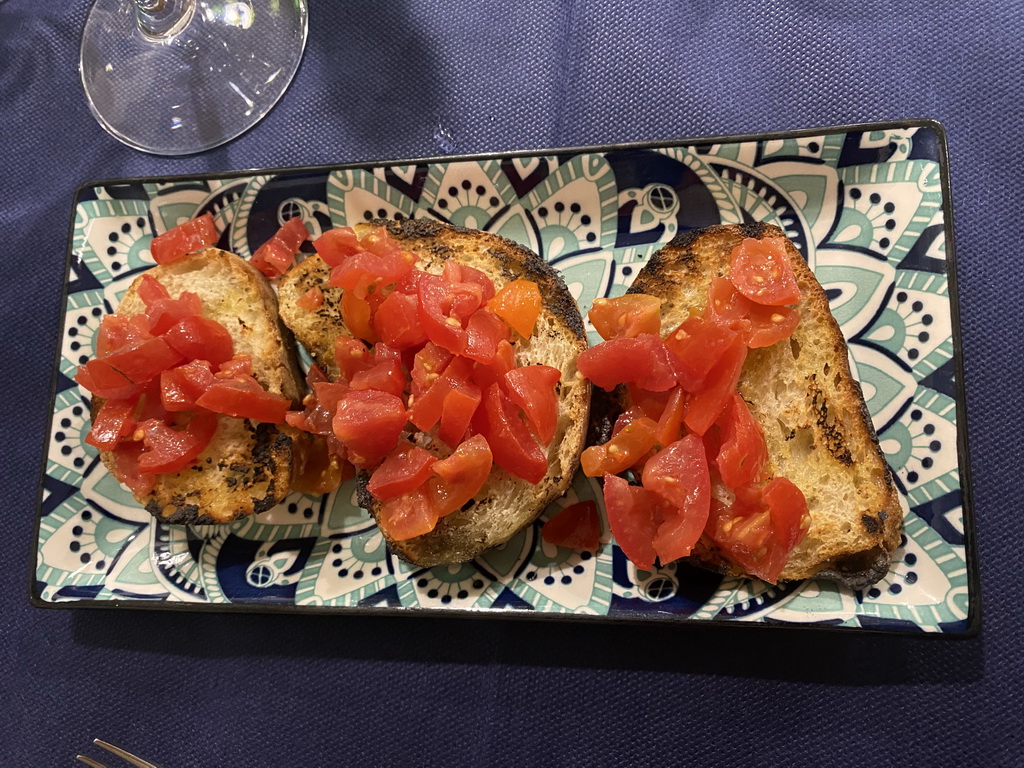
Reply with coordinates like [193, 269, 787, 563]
[34, 123, 975, 633]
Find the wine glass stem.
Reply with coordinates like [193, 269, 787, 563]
[134, 0, 195, 39]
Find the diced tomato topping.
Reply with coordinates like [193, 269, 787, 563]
[469, 339, 516, 390]
[145, 292, 204, 336]
[705, 277, 801, 348]
[488, 279, 541, 339]
[136, 412, 219, 474]
[102, 336, 184, 384]
[743, 305, 801, 348]
[542, 500, 601, 551]
[367, 442, 438, 501]
[112, 441, 155, 496]
[137, 274, 170, 307]
[664, 314, 740, 393]
[333, 336, 374, 384]
[313, 226, 361, 267]
[162, 315, 234, 367]
[409, 355, 474, 432]
[218, 355, 252, 378]
[95, 314, 151, 358]
[195, 375, 291, 423]
[160, 359, 215, 411]
[349, 357, 406, 398]
[419, 273, 469, 354]
[427, 434, 493, 516]
[577, 333, 677, 392]
[150, 213, 219, 265]
[581, 415, 659, 476]
[250, 216, 308, 278]
[85, 400, 137, 451]
[296, 287, 325, 310]
[641, 435, 711, 563]
[292, 435, 352, 495]
[729, 236, 802, 306]
[332, 389, 407, 468]
[328, 251, 414, 298]
[683, 333, 747, 436]
[75, 358, 140, 400]
[474, 383, 547, 484]
[715, 393, 768, 489]
[443, 261, 496, 302]
[705, 277, 755, 330]
[503, 365, 560, 445]
[588, 294, 662, 340]
[603, 475, 661, 571]
[340, 289, 377, 343]
[439, 384, 482, 447]
[374, 290, 428, 349]
[410, 342, 454, 395]
[377, 487, 440, 541]
[654, 386, 687, 447]
[463, 308, 510, 364]
[286, 378, 349, 437]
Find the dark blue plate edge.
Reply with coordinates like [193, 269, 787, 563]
[27, 117, 980, 639]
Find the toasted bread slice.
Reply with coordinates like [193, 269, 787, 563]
[94, 248, 306, 525]
[278, 219, 590, 566]
[621, 223, 903, 589]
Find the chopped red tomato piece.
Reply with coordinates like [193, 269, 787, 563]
[75, 358, 139, 400]
[410, 342, 454, 395]
[641, 435, 711, 563]
[112, 441, 155, 496]
[729, 236, 802, 306]
[744, 305, 801, 348]
[581, 415, 659, 476]
[705, 277, 755, 330]
[763, 476, 810, 556]
[349, 356, 406, 398]
[296, 287, 324, 310]
[333, 337, 374, 384]
[95, 314, 153, 357]
[488, 279, 541, 338]
[443, 261, 496, 302]
[418, 273, 469, 354]
[463, 309, 510, 364]
[339, 289, 378, 343]
[577, 333, 677, 392]
[439, 384, 482, 447]
[103, 336, 184, 384]
[503, 365, 560, 444]
[85, 400, 136, 450]
[160, 359, 215, 411]
[313, 226, 361, 267]
[137, 274, 170, 307]
[367, 442, 438, 501]
[328, 251, 414, 297]
[588, 294, 662, 340]
[664, 314, 740, 393]
[683, 334, 747, 435]
[715, 393, 768, 489]
[286, 378, 349, 437]
[250, 216, 308, 278]
[654, 386, 686, 447]
[292, 435, 352, 495]
[332, 389, 407, 468]
[377, 487, 440, 541]
[136, 412, 219, 474]
[145, 292, 204, 336]
[196, 375, 291, 423]
[375, 290, 428, 349]
[474, 383, 547, 484]
[542, 500, 601, 551]
[150, 213, 219, 265]
[162, 315, 234, 367]
[603, 475, 661, 571]
[427, 434, 493, 516]
[409, 356, 474, 432]
[469, 339, 516, 390]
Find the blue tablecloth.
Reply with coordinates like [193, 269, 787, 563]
[1, 1, 1018, 765]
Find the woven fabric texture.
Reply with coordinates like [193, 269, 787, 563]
[1, 0, 1019, 765]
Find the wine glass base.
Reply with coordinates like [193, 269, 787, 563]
[80, 0, 308, 156]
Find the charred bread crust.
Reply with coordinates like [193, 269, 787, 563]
[616, 224, 903, 588]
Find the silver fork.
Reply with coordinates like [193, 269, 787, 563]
[76, 739, 161, 768]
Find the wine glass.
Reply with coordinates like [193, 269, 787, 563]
[80, 0, 308, 155]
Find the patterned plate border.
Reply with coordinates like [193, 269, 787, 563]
[29, 119, 980, 636]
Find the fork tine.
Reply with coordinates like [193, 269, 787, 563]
[93, 740, 161, 768]
[75, 757, 108, 768]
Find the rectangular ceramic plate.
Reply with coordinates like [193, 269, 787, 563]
[31, 119, 979, 634]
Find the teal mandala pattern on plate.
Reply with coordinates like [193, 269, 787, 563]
[35, 123, 974, 633]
